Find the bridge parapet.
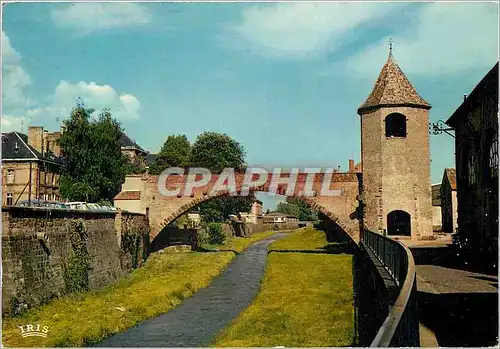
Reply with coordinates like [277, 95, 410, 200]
[114, 172, 362, 243]
[360, 230, 419, 347]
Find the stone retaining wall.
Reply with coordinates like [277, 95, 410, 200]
[1, 206, 149, 315]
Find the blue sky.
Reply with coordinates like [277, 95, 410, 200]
[2, 2, 498, 209]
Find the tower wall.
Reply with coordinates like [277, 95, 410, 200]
[361, 106, 433, 239]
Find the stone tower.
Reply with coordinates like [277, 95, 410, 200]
[358, 50, 433, 240]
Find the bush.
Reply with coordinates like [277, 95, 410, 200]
[207, 222, 225, 245]
[196, 228, 210, 246]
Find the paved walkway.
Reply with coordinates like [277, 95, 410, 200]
[95, 233, 288, 347]
[411, 245, 498, 347]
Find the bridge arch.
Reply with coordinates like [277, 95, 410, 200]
[114, 172, 362, 243]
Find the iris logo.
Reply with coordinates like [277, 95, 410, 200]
[18, 324, 49, 338]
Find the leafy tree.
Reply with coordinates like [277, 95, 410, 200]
[188, 131, 250, 222]
[199, 195, 255, 222]
[58, 102, 129, 202]
[276, 198, 318, 221]
[190, 132, 245, 173]
[149, 135, 191, 175]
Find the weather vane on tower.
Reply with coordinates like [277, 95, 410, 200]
[389, 37, 393, 55]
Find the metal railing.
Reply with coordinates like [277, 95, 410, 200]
[361, 230, 420, 347]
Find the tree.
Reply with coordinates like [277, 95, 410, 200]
[199, 195, 255, 222]
[190, 132, 245, 173]
[276, 198, 318, 221]
[58, 102, 129, 202]
[149, 135, 191, 175]
[189, 132, 250, 222]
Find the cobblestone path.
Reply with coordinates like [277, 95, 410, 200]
[411, 245, 498, 347]
[95, 233, 288, 347]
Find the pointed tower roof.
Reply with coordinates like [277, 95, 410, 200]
[357, 51, 431, 114]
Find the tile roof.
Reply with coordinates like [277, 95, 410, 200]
[1, 132, 64, 165]
[444, 168, 457, 190]
[145, 153, 157, 166]
[358, 53, 431, 114]
[114, 190, 141, 201]
[120, 131, 146, 154]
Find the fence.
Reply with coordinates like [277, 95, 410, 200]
[361, 230, 420, 347]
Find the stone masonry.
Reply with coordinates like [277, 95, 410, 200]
[358, 52, 434, 240]
[1, 206, 149, 315]
[114, 171, 362, 244]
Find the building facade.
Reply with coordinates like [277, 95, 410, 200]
[431, 183, 443, 231]
[445, 62, 498, 257]
[440, 168, 458, 234]
[2, 128, 64, 206]
[358, 51, 433, 240]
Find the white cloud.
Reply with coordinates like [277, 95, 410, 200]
[28, 81, 141, 121]
[230, 3, 401, 58]
[2, 31, 32, 115]
[344, 3, 499, 77]
[51, 3, 152, 35]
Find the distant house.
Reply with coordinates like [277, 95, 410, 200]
[119, 131, 148, 168]
[2, 127, 64, 206]
[262, 212, 298, 224]
[440, 169, 458, 233]
[145, 153, 157, 172]
[431, 183, 442, 231]
[445, 62, 498, 256]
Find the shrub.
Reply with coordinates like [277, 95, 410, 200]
[206, 222, 225, 245]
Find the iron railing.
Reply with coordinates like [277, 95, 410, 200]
[361, 230, 420, 347]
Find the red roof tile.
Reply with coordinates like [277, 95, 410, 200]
[358, 53, 431, 114]
[114, 190, 141, 200]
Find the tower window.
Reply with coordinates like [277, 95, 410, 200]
[387, 210, 411, 236]
[385, 113, 407, 138]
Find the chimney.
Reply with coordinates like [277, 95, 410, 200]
[27, 126, 44, 154]
[349, 159, 355, 173]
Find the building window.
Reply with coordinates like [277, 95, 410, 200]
[6, 169, 15, 184]
[387, 210, 411, 236]
[489, 132, 498, 178]
[385, 113, 407, 138]
[6, 193, 13, 206]
[468, 152, 477, 186]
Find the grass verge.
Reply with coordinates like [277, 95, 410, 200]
[2, 231, 278, 347]
[213, 227, 355, 347]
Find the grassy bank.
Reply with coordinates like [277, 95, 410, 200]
[213, 228, 355, 347]
[2, 231, 277, 347]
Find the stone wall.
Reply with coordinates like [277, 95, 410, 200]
[360, 106, 433, 240]
[1, 206, 149, 315]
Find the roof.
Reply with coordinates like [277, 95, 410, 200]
[446, 62, 499, 127]
[114, 190, 141, 201]
[443, 168, 457, 190]
[145, 153, 156, 166]
[1, 132, 64, 165]
[120, 131, 146, 154]
[358, 52, 431, 114]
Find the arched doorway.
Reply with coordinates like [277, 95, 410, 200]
[387, 210, 411, 236]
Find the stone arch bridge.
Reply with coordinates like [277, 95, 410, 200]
[115, 168, 363, 243]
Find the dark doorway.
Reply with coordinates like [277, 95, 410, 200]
[387, 210, 411, 236]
